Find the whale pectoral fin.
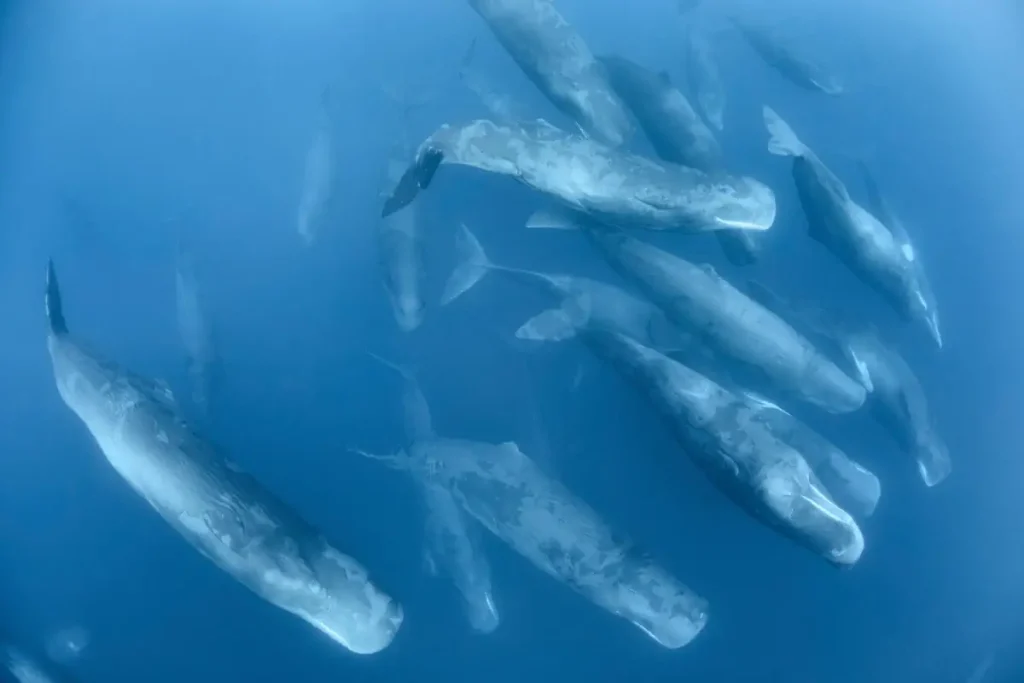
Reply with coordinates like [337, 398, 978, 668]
[515, 307, 580, 343]
[382, 147, 444, 217]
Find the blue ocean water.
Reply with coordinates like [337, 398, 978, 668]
[1, 0, 1023, 681]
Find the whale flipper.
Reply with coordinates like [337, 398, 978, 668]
[442, 223, 493, 305]
[45, 260, 68, 336]
[763, 106, 806, 157]
[382, 148, 444, 217]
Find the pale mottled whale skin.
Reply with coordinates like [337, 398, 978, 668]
[382, 119, 776, 234]
[583, 228, 866, 414]
[467, 0, 633, 146]
[579, 328, 865, 566]
[733, 17, 843, 95]
[765, 107, 941, 348]
[407, 438, 709, 648]
[44, 263, 402, 656]
[599, 53, 762, 266]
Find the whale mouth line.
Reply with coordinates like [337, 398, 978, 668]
[714, 216, 770, 230]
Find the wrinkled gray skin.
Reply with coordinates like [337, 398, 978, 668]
[369, 356, 500, 633]
[764, 107, 942, 348]
[467, 0, 633, 147]
[583, 228, 866, 413]
[732, 17, 843, 95]
[599, 53, 761, 266]
[378, 142, 427, 332]
[844, 333, 951, 487]
[684, 25, 725, 132]
[579, 328, 865, 566]
[442, 223, 692, 353]
[175, 244, 218, 417]
[382, 119, 776, 234]
[44, 264, 402, 655]
[739, 393, 881, 518]
[361, 438, 708, 649]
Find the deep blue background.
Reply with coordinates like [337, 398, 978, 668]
[1, 0, 1023, 681]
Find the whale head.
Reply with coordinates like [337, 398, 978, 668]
[270, 544, 403, 655]
[761, 457, 865, 566]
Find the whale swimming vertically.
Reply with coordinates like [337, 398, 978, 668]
[354, 436, 708, 649]
[744, 280, 950, 488]
[175, 241, 218, 417]
[377, 138, 427, 332]
[684, 24, 725, 132]
[857, 160, 942, 347]
[732, 17, 843, 95]
[44, 262, 402, 655]
[599, 54, 762, 266]
[467, 0, 633, 146]
[562, 220, 865, 413]
[844, 332, 951, 487]
[764, 107, 942, 348]
[569, 326, 865, 566]
[297, 88, 335, 245]
[382, 119, 776, 234]
[367, 354, 500, 633]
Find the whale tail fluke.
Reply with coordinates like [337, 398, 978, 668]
[442, 223, 494, 306]
[45, 260, 68, 336]
[763, 106, 806, 157]
[381, 148, 444, 218]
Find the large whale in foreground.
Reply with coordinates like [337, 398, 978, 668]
[467, 0, 633, 147]
[44, 263, 402, 655]
[354, 436, 708, 648]
[567, 326, 865, 566]
[382, 119, 776, 235]
[764, 107, 942, 348]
